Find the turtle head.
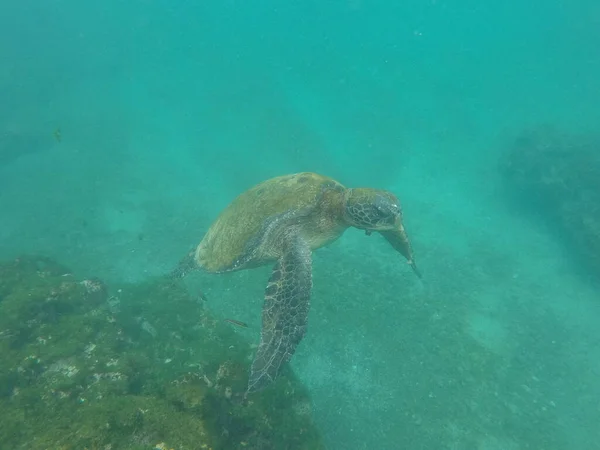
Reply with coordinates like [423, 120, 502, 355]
[343, 188, 402, 231]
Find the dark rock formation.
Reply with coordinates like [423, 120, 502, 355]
[0, 256, 324, 449]
[501, 126, 600, 278]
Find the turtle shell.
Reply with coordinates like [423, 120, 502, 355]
[196, 172, 345, 273]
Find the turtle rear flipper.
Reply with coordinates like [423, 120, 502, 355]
[247, 233, 312, 393]
[169, 247, 198, 279]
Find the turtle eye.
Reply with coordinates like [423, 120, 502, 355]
[374, 205, 388, 217]
[374, 207, 394, 224]
[373, 197, 398, 219]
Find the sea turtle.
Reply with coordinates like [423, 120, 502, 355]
[173, 172, 421, 394]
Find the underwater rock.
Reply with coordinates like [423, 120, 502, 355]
[501, 127, 600, 277]
[0, 255, 324, 449]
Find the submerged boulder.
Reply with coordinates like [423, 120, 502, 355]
[501, 127, 600, 277]
[0, 256, 324, 449]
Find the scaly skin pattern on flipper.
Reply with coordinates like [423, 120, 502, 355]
[247, 232, 312, 393]
[379, 224, 422, 278]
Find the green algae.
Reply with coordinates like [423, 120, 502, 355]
[0, 256, 324, 450]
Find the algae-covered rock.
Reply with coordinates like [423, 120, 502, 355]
[0, 256, 324, 449]
[501, 127, 600, 277]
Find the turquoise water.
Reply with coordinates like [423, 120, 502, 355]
[1, 1, 599, 448]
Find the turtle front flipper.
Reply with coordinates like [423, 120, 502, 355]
[379, 223, 422, 278]
[247, 233, 312, 393]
